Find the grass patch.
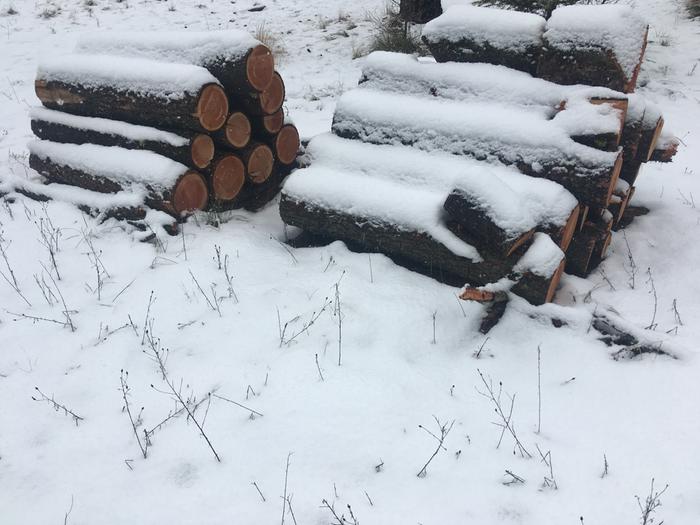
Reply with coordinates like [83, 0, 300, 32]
[366, 4, 425, 55]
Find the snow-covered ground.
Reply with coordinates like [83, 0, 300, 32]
[0, 1, 699, 524]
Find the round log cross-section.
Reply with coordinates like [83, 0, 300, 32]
[247, 45, 275, 92]
[259, 72, 286, 115]
[225, 112, 252, 149]
[195, 84, 230, 131]
[243, 143, 274, 184]
[172, 171, 209, 214]
[273, 124, 300, 165]
[253, 109, 285, 136]
[190, 134, 216, 169]
[211, 155, 246, 201]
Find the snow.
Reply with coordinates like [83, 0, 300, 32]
[30, 107, 190, 147]
[29, 140, 188, 191]
[0, 1, 699, 524]
[422, 5, 545, 52]
[333, 89, 619, 174]
[304, 134, 577, 235]
[544, 5, 649, 79]
[75, 30, 260, 67]
[360, 51, 623, 116]
[37, 54, 219, 98]
[513, 233, 564, 278]
[551, 97, 624, 137]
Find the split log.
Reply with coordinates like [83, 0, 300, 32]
[422, 6, 546, 75]
[399, 0, 442, 24]
[332, 89, 622, 208]
[638, 116, 664, 162]
[617, 199, 646, 230]
[566, 98, 627, 151]
[537, 5, 648, 93]
[509, 233, 566, 305]
[251, 109, 285, 137]
[543, 203, 580, 252]
[30, 107, 215, 170]
[479, 296, 509, 334]
[444, 189, 535, 257]
[212, 112, 252, 150]
[270, 124, 300, 166]
[236, 71, 285, 116]
[36, 55, 229, 133]
[587, 209, 614, 271]
[565, 210, 612, 276]
[28, 140, 208, 216]
[75, 30, 275, 93]
[650, 138, 679, 163]
[460, 287, 506, 303]
[207, 154, 246, 202]
[240, 142, 275, 184]
[512, 258, 565, 306]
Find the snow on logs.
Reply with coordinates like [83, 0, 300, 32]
[422, 6, 546, 75]
[24, 30, 298, 223]
[280, 135, 574, 304]
[28, 141, 209, 216]
[421, 5, 648, 94]
[332, 89, 622, 209]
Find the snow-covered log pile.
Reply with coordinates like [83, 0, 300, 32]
[18, 30, 299, 227]
[422, 5, 649, 93]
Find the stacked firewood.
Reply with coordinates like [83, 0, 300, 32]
[280, 4, 678, 309]
[22, 30, 299, 229]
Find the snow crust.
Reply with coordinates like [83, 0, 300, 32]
[75, 30, 260, 67]
[37, 54, 219, 99]
[360, 52, 622, 116]
[544, 5, 648, 79]
[305, 134, 577, 234]
[30, 107, 189, 147]
[513, 232, 564, 278]
[423, 5, 545, 52]
[29, 140, 188, 190]
[333, 89, 618, 173]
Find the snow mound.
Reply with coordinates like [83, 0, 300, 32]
[513, 232, 564, 278]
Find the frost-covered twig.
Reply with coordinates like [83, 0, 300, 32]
[119, 369, 148, 459]
[635, 478, 668, 525]
[189, 269, 221, 316]
[281, 453, 292, 525]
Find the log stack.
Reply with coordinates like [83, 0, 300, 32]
[418, 5, 677, 277]
[19, 30, 299, 229]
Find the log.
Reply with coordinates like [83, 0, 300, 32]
[212, 112, 252, 150]
[332, 89, 623, 208]
[650, 140, 679, 163]
[537, 5, 648, 93]
[479, 296, 509, 334]
[567, 98, 627, 151]
[444, 189, 535, 257]
[75, 31, 275, 93]
[512, 258, 565, 306]
[217, 162, 294, 212]
[509, 233, 566, 305]
[208, 154, 246, 202]
[399, 0, 442, 24]
[270, 124, 300, 166]
[543, 203, 580, 252]
[36, 55, 229, 133]
[422, 6, 546, 75]
[251, 109, 285, 137]
[240, 142, 275, 184]
[236, 71, 285, 116]
[565, 210, 612, 276]
[29, 107, 215, 170]
[28, 140, 208, 216]
[460, 287, 505, 303]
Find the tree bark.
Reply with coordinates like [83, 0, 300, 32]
[30, 113, 215, 170]
[400, 0, 442, 24]
[35, 78, 229, 133]
[511, 258, 565, 306]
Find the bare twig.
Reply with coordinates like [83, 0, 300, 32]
[252, 481, 266, 502]
[189, 269, 222, 317]
[212, 393, 264, 417]
[281, 453, 292, 525]
[119, 370, 147, 459]
[32, 386, 84, 426]
[417, 416, 455, 477]
[635, 478, 669, 525]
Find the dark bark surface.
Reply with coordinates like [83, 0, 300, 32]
[424, 37, 541, 75]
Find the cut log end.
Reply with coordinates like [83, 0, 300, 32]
[645, 117, 665, 161]
[544, 259, 565, 304]
[225, 111, 252, 149]
[606, 153, 624, 206]
[196, 84, 229, 131]
[260, 72, 285, 115]
[274, 124, 300, 165]
[190, 134, 215, 169]
[172, 171, 209, 215]
[246, 45, 275, 92]
[263, 109, 285, 135]
[212, 155, 246, 201]
[246, 144, 275, 184]
[558, 204, 580, 252]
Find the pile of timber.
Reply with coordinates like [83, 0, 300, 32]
[16, 30, 299, 231]
[418, 5, 677, 276]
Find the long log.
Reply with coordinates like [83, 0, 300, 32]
[235, 71, 285, 116]
[332, 90, 622, 208]
[29, 107, 215, 170]
[36, 54, 229, 133]
[75, 30, 275, 93]
[537, 5, 648, 93]
[212, 112, 252, 150]
[28, 140, 208, 216]
[422, 6, 546, 75]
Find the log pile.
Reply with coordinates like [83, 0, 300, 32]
[281, 4, 677, 312]
[16, 30, 299, 230]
